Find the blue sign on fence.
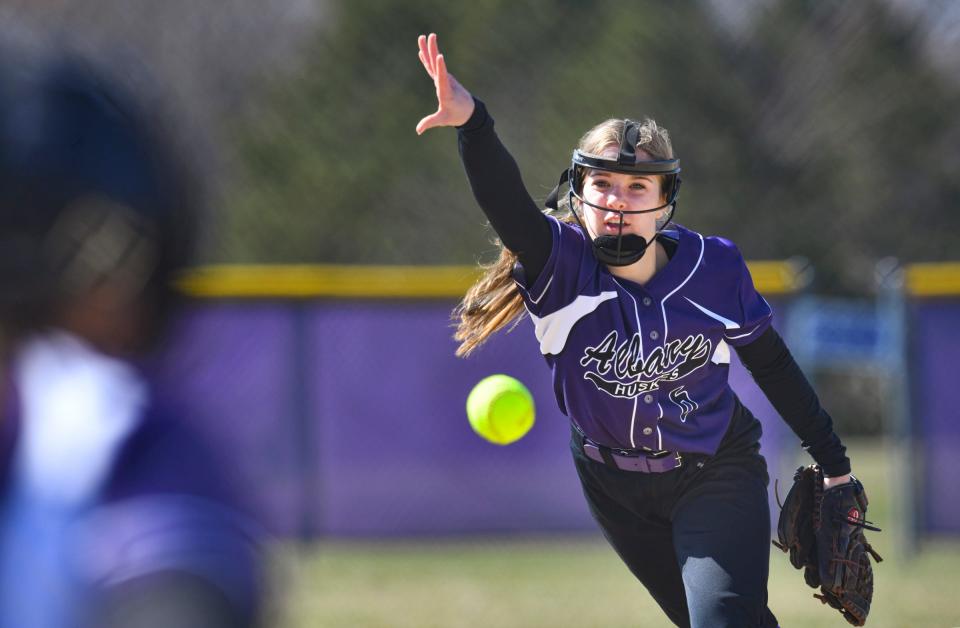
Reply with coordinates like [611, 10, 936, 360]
[787, 297, 900, 369]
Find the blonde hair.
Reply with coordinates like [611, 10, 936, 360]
[453, 117, 673, 357]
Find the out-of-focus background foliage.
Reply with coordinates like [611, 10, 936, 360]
[4, 1, 959, 626]
[9, 0, 958, 284]
[229, 0, 960, 289]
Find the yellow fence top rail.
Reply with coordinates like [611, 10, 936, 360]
[176, 261, 804, 299]
[904, 262, 960, 297]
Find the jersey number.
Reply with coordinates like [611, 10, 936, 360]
[669, 386, 698, 422]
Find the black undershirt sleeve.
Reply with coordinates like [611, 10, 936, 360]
[734, 326, 852, 477]
[456, 98, 553, 284]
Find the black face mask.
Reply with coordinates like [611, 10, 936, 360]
[544, 120, 682, 267]
[592, 234, 651, 266]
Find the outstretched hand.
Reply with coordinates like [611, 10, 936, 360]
[416, 33, 475, 135]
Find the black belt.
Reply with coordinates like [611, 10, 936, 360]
[577, 430, 683, 473]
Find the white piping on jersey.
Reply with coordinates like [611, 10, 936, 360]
[724, 296, 772, 340]
[660, 233, 705, 340]
[612, 277, 644, 449]
[711, 339, 731, 365]
[684, 297, 739, 330]
[529, 291, 618, 355]
[656, 403, 664, 450]
[522, 274, 554, 305]
[725, 319, 771, 340]
[726, 328, 762, 340]
[513, 271, 554, 305]
[517, 218, 563, 304]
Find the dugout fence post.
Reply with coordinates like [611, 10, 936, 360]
[291, 301, 319, 540]
[876, 259, 917, 558]
[899, 262, 960, 545]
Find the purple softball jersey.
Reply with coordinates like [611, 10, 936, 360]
[513, 217, 772, 454]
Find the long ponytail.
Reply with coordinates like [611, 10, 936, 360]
[452, 246, 526, 358]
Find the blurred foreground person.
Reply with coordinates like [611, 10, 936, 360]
[0, 48, 263, 627]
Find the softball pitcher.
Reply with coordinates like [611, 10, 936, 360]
[416, 32, 876, 628]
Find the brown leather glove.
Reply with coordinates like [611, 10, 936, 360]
[774, 465, 883, 626]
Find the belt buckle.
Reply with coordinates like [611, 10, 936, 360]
[647, 451, 682, 472]
[613, 445, 658, 458]
[645, 449, 670, 459]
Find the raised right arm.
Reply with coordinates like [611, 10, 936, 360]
[416, 33, 552, 283]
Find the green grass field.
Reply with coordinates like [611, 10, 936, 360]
[267, 439, 960, 627]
